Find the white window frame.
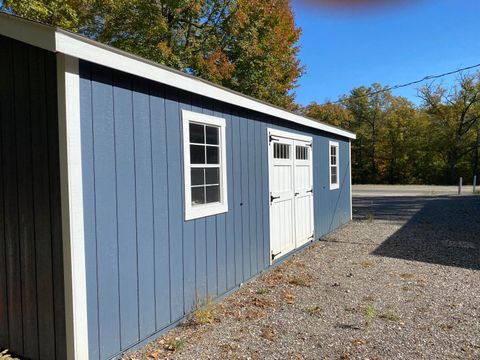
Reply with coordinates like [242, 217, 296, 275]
[182, 109, 228, 220]
[329, 141, 340, 190]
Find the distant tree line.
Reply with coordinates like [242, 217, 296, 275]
[302, 74, 480, 185]
[3, 1, 479, 185]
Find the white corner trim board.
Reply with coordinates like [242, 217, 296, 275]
[0, 13, 355, 140]
[57, 54, 89, 360]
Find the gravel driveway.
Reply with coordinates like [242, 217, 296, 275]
[125, 195, 480, 360]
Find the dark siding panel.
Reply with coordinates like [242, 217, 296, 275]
[14, 41, 39, 359]
[240, 112, 251, 280]
[80, 62, 101, 360]
[45, 50, 67, 360]
[0, 36, 65, 360]
[29, 46, 56, 359]
[0, 36, 14, 344]
[248, 118, 258, 276]
[231, 112, 243, 285]
[180, 95, 196, 314]
[91, 65, 121, 359]
[165, 88, 184, 320]
[150, 84, 171, 328]
[224, 108, 236, 291]
[113, 71, 139, 347]
[133, 80, 156, 338]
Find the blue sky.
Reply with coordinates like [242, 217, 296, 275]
[291, 0, 480, 106]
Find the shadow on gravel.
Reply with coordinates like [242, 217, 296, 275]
[358, 196, 480, 270]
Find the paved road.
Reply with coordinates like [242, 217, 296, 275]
[353, 184, 475, 197]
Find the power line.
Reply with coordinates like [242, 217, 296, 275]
[326, 62, 480, 105]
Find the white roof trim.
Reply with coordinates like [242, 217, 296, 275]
[0, 13, 356, 140]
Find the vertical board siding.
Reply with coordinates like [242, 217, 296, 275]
[80, 62, 352, 359]
[0, 36, 66, 360]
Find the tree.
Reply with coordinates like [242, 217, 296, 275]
[302, 101, 353, 128]
[2, 0, 303, 107]
[418, 72, 480, 183]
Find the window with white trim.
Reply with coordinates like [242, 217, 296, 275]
[329, 141, 339, 190]
[182, 110, 228, 220]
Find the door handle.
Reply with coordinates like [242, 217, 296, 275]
[307, 189, 313, 193]
[294, 192, 299, 196]
[270, 195, 280, 202]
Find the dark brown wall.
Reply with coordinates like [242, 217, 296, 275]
[0, 35, 66, 360]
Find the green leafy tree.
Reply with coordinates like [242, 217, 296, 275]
[2, 0, 303, 107]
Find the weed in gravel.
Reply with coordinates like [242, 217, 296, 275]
[260, 326, 276, 341]
[255, 287, 270, 295]
[358, 260, 374, 268]
[366, 212, 374, 222]
[379, 310, 401, 322]
[282, 290, 296, 304]
[399, 273, 415, 280]
[363, 304, 376, 326]
[164, 338, 184, 352]
[248, 296, 276, 309]
[351, 338, 368, 347]
[288, 275, 312, 287]
[304, 305, 322, 316]
[191, 299, 217, 325]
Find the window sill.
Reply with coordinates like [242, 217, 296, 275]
[185, 202, 228, 221]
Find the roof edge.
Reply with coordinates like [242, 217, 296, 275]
[0, 12, 356, 140]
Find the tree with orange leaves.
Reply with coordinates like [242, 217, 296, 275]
[2, 0, 304, 108]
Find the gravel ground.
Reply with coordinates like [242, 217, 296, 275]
[125, 195, 480, 360]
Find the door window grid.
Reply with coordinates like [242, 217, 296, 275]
[296, 145, 309, 160]
[274, 142, 290, 159]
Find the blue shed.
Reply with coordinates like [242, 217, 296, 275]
[0, 13, 356, 360]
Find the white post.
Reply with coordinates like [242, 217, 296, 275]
[458, 177, 463, 195]
[474, 175, 477, 193]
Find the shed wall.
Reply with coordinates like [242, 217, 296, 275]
[79, 61, 351, 359]
[0, 36, 66, 360]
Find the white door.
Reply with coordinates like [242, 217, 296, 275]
[293, 141, 314, 247]
[268, 129, 314, 262]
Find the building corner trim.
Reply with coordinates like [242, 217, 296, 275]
[57, 54, 89, 360]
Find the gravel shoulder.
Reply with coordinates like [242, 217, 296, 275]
[125, 195, 480, 360]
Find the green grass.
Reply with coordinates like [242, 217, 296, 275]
[165, 338, 184, 352]
[288, 275, 311, 287]
[380, 310, 401, 322]
[363, 304, 376, 326]
[255, 287, 270, 295]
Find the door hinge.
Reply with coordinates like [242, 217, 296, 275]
[309, 234, 315, 241]
[270, 195, 280, 202]
[271, 251, 281, 261]
[269, 134, 280, 143]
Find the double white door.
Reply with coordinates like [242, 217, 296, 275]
[268, 129, 314, 262]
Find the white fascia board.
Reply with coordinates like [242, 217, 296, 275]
[0, 13, 56, 51]
[54, 30, 356, 140]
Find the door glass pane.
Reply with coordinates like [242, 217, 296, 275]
[190, 123, 205, 143]
[205, 168, 219, 185]
[191, 168, 204, 186]
[206, 126, 219, 145]
[206, 146, 219, 164]
[191, 186, 205, 205]
[206, 185, 220, 203]
[190, 145, 205, 164]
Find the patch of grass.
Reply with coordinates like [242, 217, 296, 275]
[255, 287, 270, 295]
[288, 275, 312, 287]
[366, 212, 374, 222]
[358, 260, 374, 268]
[363, 304, 376, 326]
[164, 338, 184, 352]
[191, 298, 217, 325]
[0, 350, 19, 360]
[247, 296, 276, 309]
[260, 326, 276, 341]
[399, 273, 415, 280]
[304, 305, 322, 316]
[379, 310, 401, 322]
